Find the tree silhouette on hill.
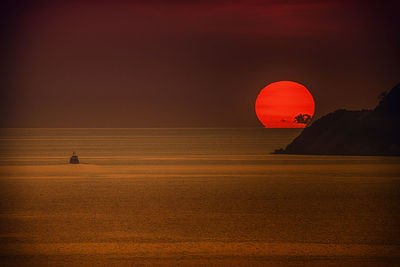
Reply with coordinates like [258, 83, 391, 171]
[294, 114, 312, 125]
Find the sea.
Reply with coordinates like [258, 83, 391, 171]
[0, 128, 399, 266]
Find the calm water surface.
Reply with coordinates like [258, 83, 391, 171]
[0, 128, 399, 266]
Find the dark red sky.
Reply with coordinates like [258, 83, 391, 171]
[1, 0, 399, 127]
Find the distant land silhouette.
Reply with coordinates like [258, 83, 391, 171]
[274, 83, 400, 156]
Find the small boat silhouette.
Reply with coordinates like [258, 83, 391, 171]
[69, 152, 79, 164]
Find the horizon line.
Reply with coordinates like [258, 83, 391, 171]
[0, 127, 304, 130]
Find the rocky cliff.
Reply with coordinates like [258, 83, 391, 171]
[275, 83, 400, 156]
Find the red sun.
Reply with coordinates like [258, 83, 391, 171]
[255, 81, 315, 128]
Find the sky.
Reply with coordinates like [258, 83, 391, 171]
[1, 0, 399, 127]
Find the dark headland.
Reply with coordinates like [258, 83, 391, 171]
[274, 83, 400, 156]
